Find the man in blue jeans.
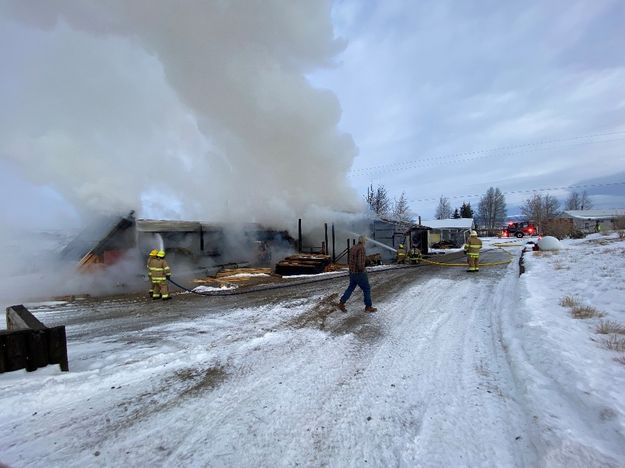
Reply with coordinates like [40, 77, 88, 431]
[337, 235, 377, 313]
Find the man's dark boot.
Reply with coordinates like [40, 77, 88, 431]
[337, 301, 347, 312]
[364, 306, 377, 313]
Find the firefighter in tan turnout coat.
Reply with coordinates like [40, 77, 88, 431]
[147, 250, 172, 300]
[464, 230, 482, 272]
[147, 249, 159, 297]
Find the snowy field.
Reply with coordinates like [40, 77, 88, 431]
[1, 235, 624, 467]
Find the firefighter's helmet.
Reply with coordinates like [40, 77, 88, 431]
[149, 249, 158, 257]
[470, 230, 478, 237]
[157, 250, 166, 258]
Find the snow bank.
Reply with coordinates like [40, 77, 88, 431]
[507, 233, 625, 465]
[222, 273, 270, 278]
[192, 284, 237, 293]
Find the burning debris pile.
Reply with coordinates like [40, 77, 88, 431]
[274, 254, 333, 276]
[61, 212, 136, 271]
[192, 267, 276, 289]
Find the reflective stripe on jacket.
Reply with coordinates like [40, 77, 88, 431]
[147, 257, 171, 280]
[464, 237, 482, 257]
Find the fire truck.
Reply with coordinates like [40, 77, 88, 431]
[501, 221, 536, 238]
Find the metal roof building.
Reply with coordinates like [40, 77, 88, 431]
[561, 209, 625, 232]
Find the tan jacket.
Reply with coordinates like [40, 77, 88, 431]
[464, 237, 482, 256]
[147, 257, 171, 281]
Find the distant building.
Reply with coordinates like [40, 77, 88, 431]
[421, 218, 474, 248]
[560, 209, 625, 232]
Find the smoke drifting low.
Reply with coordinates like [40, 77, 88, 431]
[0, 0, 360, 229]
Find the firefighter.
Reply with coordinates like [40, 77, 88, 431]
[149, 250, 172, 300]
[396, 243, 406, 264]
[147, 249, 159, 298]
[408, 247, 422, 264]
[464, 230, 482, 272]
[256, 241, 271, 266]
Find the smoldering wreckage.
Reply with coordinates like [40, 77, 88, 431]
[2, 210, 475, 374]
[61, 211, 434, 286]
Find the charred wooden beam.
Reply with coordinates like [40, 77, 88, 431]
[331, 224, 336, 262]
[2, 305, 69, 373]
[324, 223, 328, 256]
[7, 304, 47, 331]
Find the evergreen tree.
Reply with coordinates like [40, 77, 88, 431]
[452, 208, 461, 219]
[460, 202, 474, 218]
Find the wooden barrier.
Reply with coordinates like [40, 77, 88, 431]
[1, 305, 68, 373]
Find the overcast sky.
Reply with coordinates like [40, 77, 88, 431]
[1, 0, 624, 230]
[312, 0, 625, 217]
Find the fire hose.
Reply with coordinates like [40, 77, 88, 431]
[166, 263, 426, 297]
[166, 245, 518, 297]
[418, 245, 516, 267]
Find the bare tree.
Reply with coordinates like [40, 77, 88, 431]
[477, 187, 507, 228]
[392, 192, 412, 226]
[435, 196, 452, 220]
[365, 184, 391, 217]
[565, 190, 593, 210]
[521, 193, 561, 235]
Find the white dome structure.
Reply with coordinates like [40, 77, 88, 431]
[537, 236, 562, 251]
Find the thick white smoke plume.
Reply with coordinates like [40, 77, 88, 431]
[0, 0, 360, 228]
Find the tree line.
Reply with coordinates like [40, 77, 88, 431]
[366, 183, 593, 234]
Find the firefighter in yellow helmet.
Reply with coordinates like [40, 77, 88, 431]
[148, 250, 172, 300]
[147, 249, 159, 298]
[396, 243, 406, 264]
[463, 230, 482, 272]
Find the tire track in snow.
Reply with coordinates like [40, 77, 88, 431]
[496, 259, 625, 467]
[261, 266, 536, 467]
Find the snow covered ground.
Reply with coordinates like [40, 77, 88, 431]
[1, 235, 624, 467]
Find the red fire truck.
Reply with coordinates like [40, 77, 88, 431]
[501, 221, 536, 238]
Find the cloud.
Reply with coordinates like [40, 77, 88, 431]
[0, 0, 360, 229]
[312, 0, 625, 217]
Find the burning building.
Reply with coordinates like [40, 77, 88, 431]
[61, 211, 294, 275]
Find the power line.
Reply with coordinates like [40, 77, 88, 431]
[351, 138, 625, 176]
[408, 181, 625, 203]
[349, 130, 625, 176]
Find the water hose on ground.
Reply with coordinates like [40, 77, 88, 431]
[418, 245, 516, 267]
[167, 243, 520, 296]
[167, 263, 426, 297]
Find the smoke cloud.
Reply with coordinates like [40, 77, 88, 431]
[0, 0, 360, 229]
